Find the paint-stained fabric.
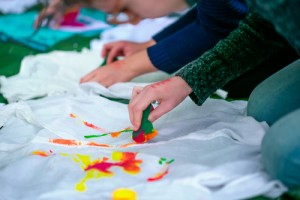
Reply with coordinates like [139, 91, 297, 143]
[0, 82, 287, 200]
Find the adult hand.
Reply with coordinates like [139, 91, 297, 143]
[101, 40, 156, 64]
[128, 76, 192, 130]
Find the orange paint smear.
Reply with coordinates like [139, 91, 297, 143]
[49, 138, 82, 146]
[110, 132, 122, 138]
[147, 167, 169, 182]
[32, 150, 52, 157]
[144, 129, 158, 142]
[83, 121, 106, 132]
[120, 142, 137, 148]
[86, 142, 110, 147]
[70, 113, 77, 118]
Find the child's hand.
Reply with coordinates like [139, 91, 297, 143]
[80, 59, 136, 87]
[34, 0, 65, 29]
[101, 40, 156, 64]
[128, 76, 192, 130]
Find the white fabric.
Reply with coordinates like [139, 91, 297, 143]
[0, 83, 287, 200]
[0, 49, 102, 103]
[90, 16, 179, 52]
[0, 0, 37, 14]
[0, 49, 170, 103]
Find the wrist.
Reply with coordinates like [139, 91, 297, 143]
[144, 39, 156, 48]
[173, 76, 193, 95]
[126, 50, 158, 77]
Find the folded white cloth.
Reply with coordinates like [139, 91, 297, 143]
[90, 16, 179, 52]
[0, 49, 170, 103]
[0, 83, 287, 200]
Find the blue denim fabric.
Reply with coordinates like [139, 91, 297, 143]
[247, 59, 300, 188]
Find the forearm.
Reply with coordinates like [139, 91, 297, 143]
[176, 11, 292, 105]
[123, 50, 158, 79]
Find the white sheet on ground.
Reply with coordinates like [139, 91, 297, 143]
[0, 49, 170, 103]
[0, 83, 287, 200]
[0, 0, 37, 14]
[89, 16, 180, 52]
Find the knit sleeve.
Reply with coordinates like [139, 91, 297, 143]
[176, 11, 292, 105]
[247, 0, 300, 54]
[147, 0, 249, 74]
[152, 7, 197, 42]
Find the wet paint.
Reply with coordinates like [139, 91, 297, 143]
[83, 121, 105, 132]
[147, 166, 169, 182]
[32, 150, 53, 157]
[132, 129, 158, 144]
[49, 138, 111, 148]
[112, 188, 137, 200]
[86, 142, 110, 148]
[150, 78, 172, 89]
[69, 113, 106, 132]
[147, 158, 174, 182]
[67, 152, 142, 192]
[49, 138, 81, 146]
[84, 128, 133, 139]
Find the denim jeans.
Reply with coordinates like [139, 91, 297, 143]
[247, 58, 300, 188]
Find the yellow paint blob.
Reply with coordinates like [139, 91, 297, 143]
[112, 151, 123, 161]
[112, 188, 137, 200]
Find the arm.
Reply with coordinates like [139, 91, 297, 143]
[248, 0, 300, 54]
[152, 7, 197, 42]
[176, 10, 293, 105]
[147, 0, 249, 74]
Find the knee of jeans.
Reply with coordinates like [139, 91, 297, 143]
[261, 126, 299, 188]
[247, 84, 264, 120]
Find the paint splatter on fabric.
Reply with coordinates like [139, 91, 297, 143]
[49, 138, 110, 148]
[69, 113, 106, 132]
[147, 158, 174, 182]
[84, 127, 132, 139]
[112, 188, 137, 200]
[63, 152, 142, 192]
[32, 150, 54, 157]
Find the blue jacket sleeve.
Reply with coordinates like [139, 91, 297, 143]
[153, 7, 197, 42]
[147, 0, 249, 73]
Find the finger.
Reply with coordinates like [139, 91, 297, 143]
[101, 43, 113, 58]
[128, 86, 144, 128]
[34, 9, 48, 28]
[80, 70, 97, 83]
[107, 47, 123, 64]
[52, 12, 63, 29]
[129, 87, 156, 130]
[148, 101, 173, 122]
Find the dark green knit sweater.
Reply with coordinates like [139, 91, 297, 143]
[176, 11, 293, 105]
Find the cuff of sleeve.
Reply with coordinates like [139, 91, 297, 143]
[147, 45, 175, 73]
[175, 72, 203, 105]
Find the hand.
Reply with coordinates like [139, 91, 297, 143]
[128, 76, 192, 130]
[34, 0, 66, 29]
[101, 40, 156, 64]
[80, 50, 157, 87]
[80, 60, 137, 87]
